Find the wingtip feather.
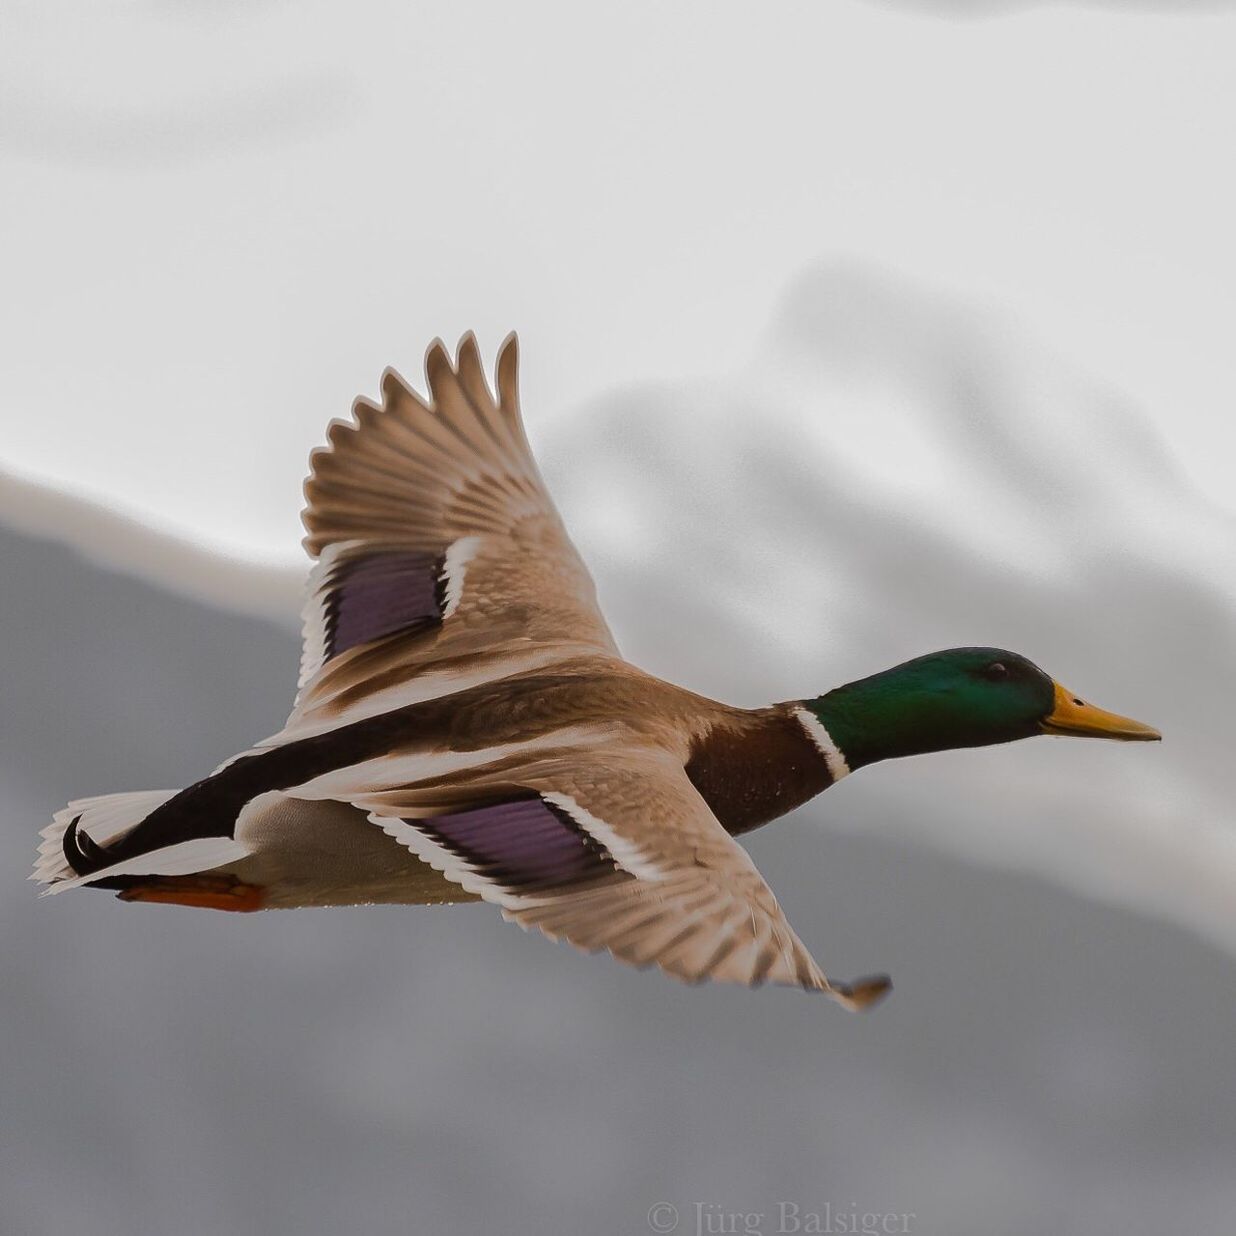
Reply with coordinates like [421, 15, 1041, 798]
[455, 332, 495, 404]
[827, 973, 893, 1011]
[380, 366, 416, 409]
[495, 332, 523, 430]
[423, 338, 453, 399]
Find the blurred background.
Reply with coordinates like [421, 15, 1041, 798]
[3, 3, 1235, 1234]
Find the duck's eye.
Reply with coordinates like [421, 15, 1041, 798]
[982, 662, 1009, 681]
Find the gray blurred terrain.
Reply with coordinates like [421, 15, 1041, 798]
[4, 500, 1236, 1234]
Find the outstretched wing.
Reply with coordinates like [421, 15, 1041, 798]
[347, 748, 889, 1009]
[288, 333, 617, 733]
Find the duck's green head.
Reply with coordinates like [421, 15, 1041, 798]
[804, 647, 1160, 774]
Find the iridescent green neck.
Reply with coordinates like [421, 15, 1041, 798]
[802, 649, 1055, 772]
[804, 683, 960, 772]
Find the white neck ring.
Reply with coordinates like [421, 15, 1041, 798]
[794, 707, 851, 782]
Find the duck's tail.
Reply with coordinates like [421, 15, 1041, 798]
[32, 789, 246, 894]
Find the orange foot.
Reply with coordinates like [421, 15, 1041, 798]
[117, 874, 267, 913]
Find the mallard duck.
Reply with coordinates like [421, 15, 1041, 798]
[33, 334, 1160, 1010]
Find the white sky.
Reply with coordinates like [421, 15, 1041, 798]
[3, 1, 1235, 559]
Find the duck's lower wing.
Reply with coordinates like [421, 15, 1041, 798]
[352, 750, 890, 1010]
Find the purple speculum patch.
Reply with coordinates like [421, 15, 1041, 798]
[415, 797, 612, 889]
[326, 551, 444, 659]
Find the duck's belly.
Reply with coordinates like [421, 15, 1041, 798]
[223, 795, 480, 908]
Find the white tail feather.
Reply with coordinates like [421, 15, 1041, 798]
[33, 791, 260, 899]
[33, 789, 179, 886]
[43, 838, 252, 895]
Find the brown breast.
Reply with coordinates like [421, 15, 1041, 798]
[684, 707, 834, 837]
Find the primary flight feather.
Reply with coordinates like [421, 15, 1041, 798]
[34, 334, 1160, 1010]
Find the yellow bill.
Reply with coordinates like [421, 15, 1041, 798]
[1040, 681, 1161, 742]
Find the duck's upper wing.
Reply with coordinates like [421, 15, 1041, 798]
[344, 747, 888, 1009]
[287, 333, 617, 733]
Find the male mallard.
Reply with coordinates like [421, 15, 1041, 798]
[33, 335, 1160, 1010]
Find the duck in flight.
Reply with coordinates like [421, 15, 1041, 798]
[33, 334, 1161, 1010]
